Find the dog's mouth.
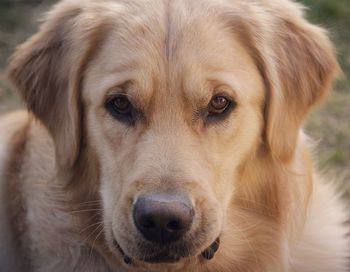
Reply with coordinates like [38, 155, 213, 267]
[113, 237, 220, 265]
[113, 240, 133, 265]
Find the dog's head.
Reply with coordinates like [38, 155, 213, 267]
[8, 0, 338, 270]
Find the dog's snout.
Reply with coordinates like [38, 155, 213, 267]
[133, 193, 194, 244]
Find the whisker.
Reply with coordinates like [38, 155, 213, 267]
[233, 197, 279, 214]
[89, 227, 104, 259]
[230, 205, 280, 220]
[231, 223, 258, 265]
[84, 223, 103, 243]
[74, 200, 101, 206]
[227, 216, 265, 232]
[80, 221, 104, 235]
[70, 209, 103, 214]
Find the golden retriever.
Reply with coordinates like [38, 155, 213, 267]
[0, 0, 349, 271]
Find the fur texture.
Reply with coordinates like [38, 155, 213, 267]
[0, 0, 348, 271]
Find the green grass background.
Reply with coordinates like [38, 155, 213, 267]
[0, 0, 349, 194]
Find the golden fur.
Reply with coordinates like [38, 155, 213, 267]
[0, 0, 348, 271]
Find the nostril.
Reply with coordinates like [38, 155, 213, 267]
[141, 218, 156, 229]
[167, 220, 182, 231]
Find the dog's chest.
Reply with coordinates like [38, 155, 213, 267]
[0, 132, 22, 271]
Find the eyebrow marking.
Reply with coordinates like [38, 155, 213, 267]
[165, 0, 172, 61]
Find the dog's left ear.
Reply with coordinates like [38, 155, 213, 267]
[8, 1, 105, 169]
[252, 4, 340, 162]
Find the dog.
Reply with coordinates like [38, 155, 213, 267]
[0, 0, 349, 271]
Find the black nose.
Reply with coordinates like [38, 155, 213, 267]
[133, 193, 194, 244]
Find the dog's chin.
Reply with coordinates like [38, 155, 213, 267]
[135, 252, 184, 264]
[112, 237, 220, 265]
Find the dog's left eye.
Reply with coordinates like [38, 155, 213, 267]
[208, 95, 233, 117]
[105, 95, 134, 124]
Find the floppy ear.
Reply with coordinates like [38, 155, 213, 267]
[255, 7, 340, 162]
[8, 1, 105, 169]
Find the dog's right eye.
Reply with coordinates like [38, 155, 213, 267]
[105, 95, 134, 124]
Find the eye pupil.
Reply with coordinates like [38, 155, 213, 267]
[105, 94, 134, 123]
[211, 97, 228, 110]
[113, 97, 130, 112]
[209, 96, 229, 113]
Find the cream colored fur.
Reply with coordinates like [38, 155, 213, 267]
[0, 0, 349, 271]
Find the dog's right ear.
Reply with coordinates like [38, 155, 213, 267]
[8, 1, 106, 169]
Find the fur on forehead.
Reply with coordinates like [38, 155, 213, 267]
[8, 0, 338, 172]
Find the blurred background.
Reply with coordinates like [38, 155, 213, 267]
[0, 0, 349, 195]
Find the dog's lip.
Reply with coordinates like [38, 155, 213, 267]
[113, 237, 220, 265]
[201, 237, 220, 260]
[113, 239, 132, 265]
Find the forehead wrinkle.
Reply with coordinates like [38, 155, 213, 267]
[165, 5, 263, 111]
[162, 0, 181, 104]
[83, 1, 173, 115]
[110, 5, 169, 107]
[160, 0, 208, 119]
[138, 0, 183, 124]
[164, 0, 171, 61]
[165, 3, 227, 102]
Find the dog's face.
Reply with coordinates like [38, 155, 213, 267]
[8, 0, 338, 270]
[84, 4, 264, 263]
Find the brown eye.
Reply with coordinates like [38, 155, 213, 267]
[111, 96, 131, 114]
[105, 95, 134, 124]
[208, 96, 230, 114]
